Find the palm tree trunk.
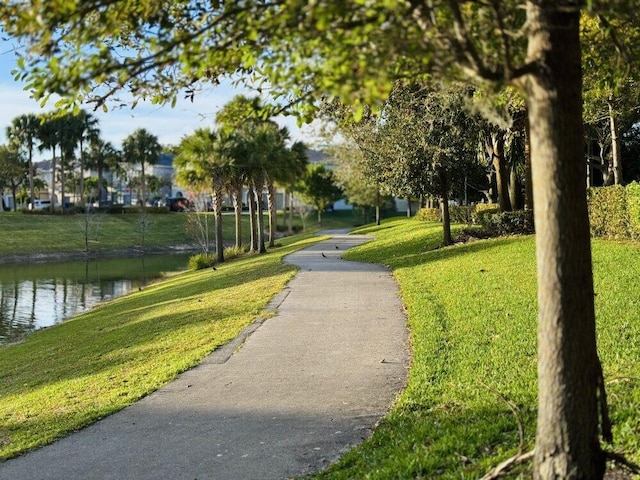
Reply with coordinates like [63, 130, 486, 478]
[60, 154, 66, 215]
[267, 182, 277, 248]
[288, 190, 294, 235]
[79, 139, 85, 207]
[255, 177, 267, 254]
[247, 185, 258, 253]
[213, 178, 224, 264]
[231, 183, 242, 249]
[50, 147, 57, 214]
[28, 146, 35, 206]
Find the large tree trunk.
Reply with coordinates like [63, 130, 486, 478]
[491, 131, 512, 212]
[608, 99, 623, 185]
[525, 3, 608, 478]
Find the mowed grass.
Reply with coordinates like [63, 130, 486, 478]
[0, 233, 322, 460]
[0, 210, 363, 257]
[315, 218, 640, 479]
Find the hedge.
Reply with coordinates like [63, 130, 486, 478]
[415, 183, 640, 241]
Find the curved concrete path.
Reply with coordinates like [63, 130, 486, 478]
[0, 232, 408, 480]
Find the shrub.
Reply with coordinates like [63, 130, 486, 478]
[223, 246, 244, 260]
[587, 185, 629, 239]
[188, 253, 215, 271]
[448, 205, 474, 224]
[480, 210, 535, 236]
[415, 208, 440, 222]
[626, 182, 640, 240]
[473, 203, 500, 225]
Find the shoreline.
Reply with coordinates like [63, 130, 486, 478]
[0, 244, 202, 266]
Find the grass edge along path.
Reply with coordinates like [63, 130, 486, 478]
[0, 233, 324, 461]
[313, 218, 640, 479]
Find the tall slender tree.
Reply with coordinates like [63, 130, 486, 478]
[6, 113, 39, 205]
[175, 128, 233, 263]
[122, 128, 162, 210]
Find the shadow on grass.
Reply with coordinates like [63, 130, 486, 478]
[316, 400, 536, 479]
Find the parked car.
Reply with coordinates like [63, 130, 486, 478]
[28, 200, 51, 211]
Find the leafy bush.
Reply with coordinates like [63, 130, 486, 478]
[587, 185, 629, 239]
[473, 203, 500, 225]
[480, 210, 535, 236]
[415, 208, 440, 222]
[626, 182, 640, 240]
[188, 253, 215, 271]
[448, 205, 474, 224]
[223, 246, 244, 260]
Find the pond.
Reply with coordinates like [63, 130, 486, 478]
[0, 254, 191, 346]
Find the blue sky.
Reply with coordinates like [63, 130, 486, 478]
[0, 38, 314, 158]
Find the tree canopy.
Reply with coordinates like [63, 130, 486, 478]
[2, 1, 640, 477]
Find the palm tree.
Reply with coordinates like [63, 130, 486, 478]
[36, 113, 62, 213]
[122, 128, 162, 210]
[73, 110, 100, 205]
[87, 138, 120, 205]
[285, 141, 310, 234]
[261, 125, 292, 248]
[6, 113, 39, 205]
[175, 128, 234, 263]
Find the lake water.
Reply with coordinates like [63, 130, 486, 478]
[0, 254, 191, 346]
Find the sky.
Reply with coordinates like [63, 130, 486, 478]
[0, 38, 317, 159]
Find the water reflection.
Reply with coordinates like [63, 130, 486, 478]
[0, 254, 190, 345]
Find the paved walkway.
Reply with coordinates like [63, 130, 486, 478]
[0, 232, 408, 480]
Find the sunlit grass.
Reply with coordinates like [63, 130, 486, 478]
[315, 219, 640, 478]
[0, 210, 364, 257]
[0, 233, 321, 460]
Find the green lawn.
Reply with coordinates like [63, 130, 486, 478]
[0, 209, 363, 257]
[315, 219, 640, 478]
[0, 233, 322, 460]
[3, 216, 637, 476]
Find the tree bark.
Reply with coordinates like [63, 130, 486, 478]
[267, 181, 277, 248]
[440, 175, 452, 246]
[524, 3, 607, 478]
[524, 113, 534, 211]
[491, 131, 512, 212]
[254, 178, 267, 254]
[608, 99, 623, 185]
[213, 177, 224, 264]
[288, 190, 294, 235]
[50, 148, 57, 214]
[231, 183, 242, 250]
[247, 185, 258, 253]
